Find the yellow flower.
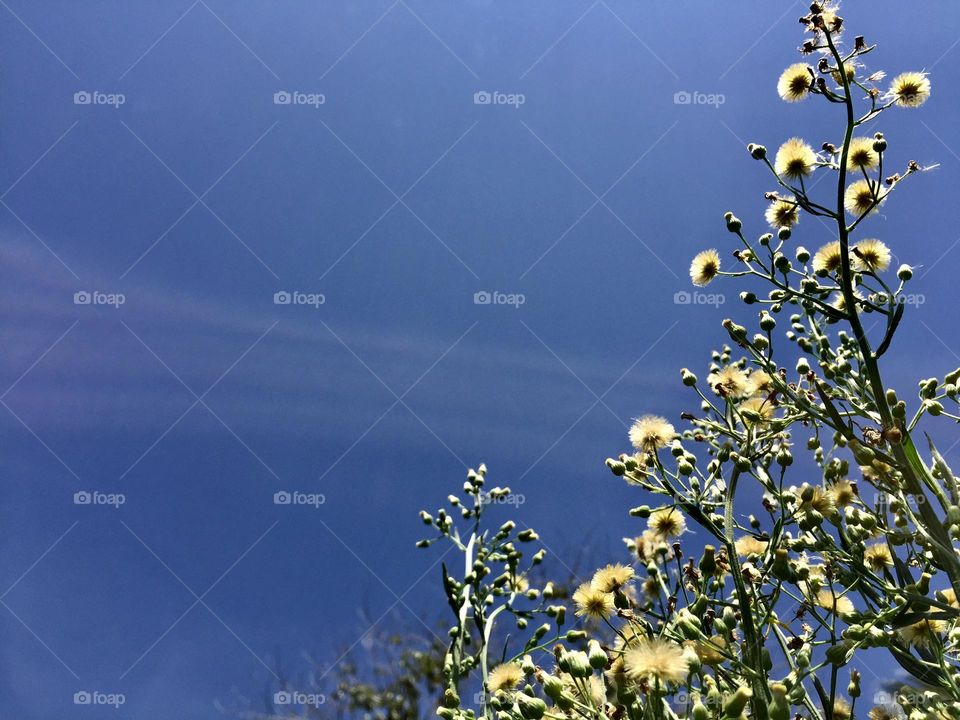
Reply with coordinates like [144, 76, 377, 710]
[629, 415, 676, 451]
[863, 542, 893, 571]
[690, 249, 721, 287]
[689, 635, 727, 666]
[775, 137, 817, 180]
[828, 479, 857, 508]
[623, 637, 690, 685]
[709, 364, 750, 399]
[812, 241, 842, 276]
[747, 370, 775, 396]
[846, 137, 879, 170]
[765, 199, 801, 229]
[488, 663, 524, 692]
[738, 396, 775, 427]
[844, 179, 882, 216]
[592, 563, 635, 592]
[899, 619, 946, 648]
[815, 589, 855, 617]
[778, 63, 813, 102]
[573, 582, 615, 619]
[833, 698, 853, 720]
[852, 239, 891, 272]
[735, 536, 768, 557]
[890, 72, 931, 108]
[647, 507, 686, 540]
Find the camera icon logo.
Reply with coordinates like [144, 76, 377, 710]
[274, 491, 292, 505]
[74, 291, 91, 305]
[473, 291, 491, 305]
[274, 91, 292, 105]
[673, 291, 692, 305]
[74, 91, 92, 105]
[273, 291, 291, 305]
[274, 691, 293, 705]
[74, 691, 92, 705]
[473, 91, 492, 105]
[673, 90, 692, 105]
[74, 491, 92, 505]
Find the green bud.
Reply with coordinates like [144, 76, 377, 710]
[723, 687, 753, 718]
[629, 505, 652, 518]
[725, 212, 742, 233]
[588, 640, 607, 669]
[558, 650, 591, 678]
[897, 264, 913, 281]
[748, 143, 767, 160]
[517, 694, 547, 720]
[606, 458, 626, 476]
[778, 226, 791, 241]
[796, 246, 810, 263]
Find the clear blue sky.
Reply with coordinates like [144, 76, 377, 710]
[2, 1, 960, 717]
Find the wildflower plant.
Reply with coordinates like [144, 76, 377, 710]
[418, 6, 960, 720]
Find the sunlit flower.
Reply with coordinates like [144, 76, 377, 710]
[488, 663, 524, 692]
[709, 365, 750, 398]
[629, 415, 676, 451]
[864, 542, 893, 571]
[834, 698, 853, 720]
[844, 179, 882, 216]
[801, 486, 837, 516]
[828, 479, 856, 508]
[738, 396, 775, 427]
[690, 249, 721, 287]
[775, 137, 817, 180]
[832, 61, 856, 87]
[747, 370, 775, 396]
[648, 507, 686, 539]
[813, 241, 843, 275]
[889, 72, 931, 108]
[689, 635, 727, 666]
[868, 706, 898, 720]
[630, 530, 673, 563]
[815, 589, 855, 617]
[899, 619, 946, 648]
[846, 137, 879, 170]
[852, 239, 892, 272]
[735, 536, 768, 557]
[765, 199, 801, 229]
[778, 63, 814, 102]
[623, 638, 690, 685]
[592, 563, 635, 593]
[573, 583, 615, 620]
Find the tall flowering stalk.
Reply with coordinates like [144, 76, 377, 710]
[419, 6, 960, 720]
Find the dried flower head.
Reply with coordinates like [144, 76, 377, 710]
[844, 179, 881, 216]
[592, 563, 635, 592]
[690, 249, 721, 287]
[738, 396, 775, 427]
[487, 663, 524, 692]
[815, 589, 855, 617]
[775, 137, 817, 180]
[863, 542, 893, 571]
[889, 72, 931, 108]
[623, 637, 690, 686]
[573, 583, 615, 620]
[898, 619, 946, 648]
[852, 238, 892, 271]
[735, 536, 769, 557]
[813, 241, 843, 275]
[778, 63, 814, 102]
[647, 507, 686, 539]
[629, 415, 676, 451]
[765, 199, 801, 229]
[747, 370, 775, 396]
[846, 137, 879, 170]
[828, 479, 856, 508]
[709, 364, 750, 398]
[833, 698, 853, 720]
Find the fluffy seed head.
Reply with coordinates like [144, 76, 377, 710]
[815, 590, 855, 617]
[890, 72, 931, 108]
[778, 63, 813, 102]
[765, 199, 801, 229]
[647, 507, 686, 540]
[735, 536, 769, 557]
[629, 415, 676, 451]
[852, 239, 891, 272]
[844, 179, 881, 216]
[573, 583, 616, 619]
[813, 241, 843, 276]
[775, 137, 817, 179]
[623, 638, 690, 686]
[690, 249, 721, 287]
[709, 364, 750, 399]
[488, 663, 524, 692]
[846, 137, 879, 170]
[591, 563, 635, 593]
[863, 543, 893, 571]
[898, 619, 946, 648]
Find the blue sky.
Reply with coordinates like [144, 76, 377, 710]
[2, 1, 960, 717]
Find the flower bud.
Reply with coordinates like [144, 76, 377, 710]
[759, 311, 777, 332]
[723, 687, 753, 718]
[748, 143, 767, 160]
[517, 694, 547, 720]
[588, 640, 607, 669]
[606, 458, 626, 476]
[629, 505, 652, 518]
[897, 264, 913, 281]
[796, 246, 810, 263]
[681, 368, 698, 386]
[778, 226, 791, 241]
[725, 212, 742, 233]
[558, 650, 591, 678]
